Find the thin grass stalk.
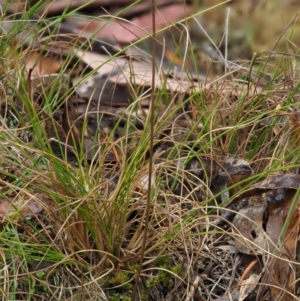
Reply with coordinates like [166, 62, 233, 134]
[132, 0, 156, 298]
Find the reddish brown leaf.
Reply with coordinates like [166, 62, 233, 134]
[0, 192, 45, 223]
[24, 52, 62, 77]
[230, 174, 300, 300]
[60, 4, 192, 43]
[259, 194, 299, 301]
[34, 0, 187, 16]
[266, 193, 295, 250]
[233, 200, 268, 255]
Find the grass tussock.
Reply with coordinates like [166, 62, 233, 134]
[0, 2, 300, 300]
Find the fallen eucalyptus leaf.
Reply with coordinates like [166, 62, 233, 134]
[233, 198, 268, 255]
[0, 192, 45, 223]
[238, 273, 260, 301]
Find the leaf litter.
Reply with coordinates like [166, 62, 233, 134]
[0, 0, 300, 300]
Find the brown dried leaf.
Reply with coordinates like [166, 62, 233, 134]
[59, 4, 191, 43]
[258, 193, 299, 301]
[266, 191, 296, 250]
[238, 273, 260, 301]
[231, 174, 300, 300]
[74, 49, 262, 101]
[232, 175, 300, 254]
[0, 192, 45, 223]
[24, 52, 62, 77]
[33, 0, 187, 17]
[229, 173, 300, 209]
[233, 200, 268, 255]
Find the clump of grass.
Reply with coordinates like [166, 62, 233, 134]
[0, 1, 300, 300]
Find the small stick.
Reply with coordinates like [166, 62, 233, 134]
[236, 259, 258, 288]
